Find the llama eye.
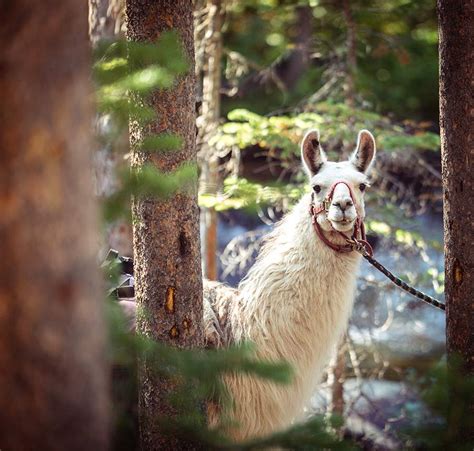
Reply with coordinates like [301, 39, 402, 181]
[359, 183, 366, 192]
[313, 185, 321, 194]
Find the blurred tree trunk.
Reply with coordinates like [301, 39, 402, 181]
[328, 338, 346, 419]
[197, 0, 225, 280]
[89, 0, 133, 257]
[342, 0, 356, 107]
[233, 5, 313, 97]
[89, 0, 123, 45]
[438, 0, 474, 375]
[329, 0, 358, 418]
[328, 1, 358, 419]
[89, 0, 113, 44]
[126, 1, 204, 449]
[0, 2, 109, 450]
[277, 4, 312, 91]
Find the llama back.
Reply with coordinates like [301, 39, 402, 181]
[203, 278, 304, 440]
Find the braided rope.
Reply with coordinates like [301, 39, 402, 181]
[362, 253, 446, 312]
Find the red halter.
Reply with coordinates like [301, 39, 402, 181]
[309, 180, 373, 256]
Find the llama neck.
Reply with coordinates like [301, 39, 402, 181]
[235, 193, 361, 366]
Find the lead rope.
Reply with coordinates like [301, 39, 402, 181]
[350, 240, 446, 312]
[311, 183, 446, 313]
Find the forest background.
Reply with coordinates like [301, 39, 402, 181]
[1, 0, 472, 450]
[96, 1, 450, 449]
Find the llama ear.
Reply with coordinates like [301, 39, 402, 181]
[350, 130, 376, 173]
[301, 129, 327, 176]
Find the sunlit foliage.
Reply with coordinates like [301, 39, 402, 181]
[92, 32, 196, 220]
[218, 105, 439, 162]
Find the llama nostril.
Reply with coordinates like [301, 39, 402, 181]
[333, 201, 346, 212]
[333, 199, 353, 212]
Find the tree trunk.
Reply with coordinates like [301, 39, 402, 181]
[197, 0, 225, 280]
[438, 0, 474, 435]
[328, 337, 346, 419]
[333, 0, 357, 405]
[233, 5, 313, 97]
[0, 2, 109, 450]
[279, 5, 313, 91]
[342, 0, 357, 108]
[89, 0, 123, 45]
[438, 0, 474, 375]
[89, 0, 134, 258]
[126, 1, 204, 449]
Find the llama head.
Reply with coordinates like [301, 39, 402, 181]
[301, 129, 376, 233]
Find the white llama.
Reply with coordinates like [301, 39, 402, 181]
[119, 129, 376, 441]
[203, 129, 376, 440]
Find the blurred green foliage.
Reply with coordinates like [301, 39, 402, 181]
[223, 0, 438, 120]
[401, 359, 474, 450]
[200, 177, 304, 211]
[104, 164, 198, 222]
[92, 32, 196, 221]
[94, 32, 187, 135]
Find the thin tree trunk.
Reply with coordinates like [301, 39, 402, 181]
[197, 0, 225, 280]
[0, 2, 109, 450]
[126, 1, 204, 449]
[342, 0, 356, 107]
[332, 0, 356, 408]
[89, 0, 134, 257]
[328, 337, 346, 419]
[233, 5, 313, 97]
[438, 1, 474, 374]
[89, 0, 123, 45]
[280, 5, 313, 90]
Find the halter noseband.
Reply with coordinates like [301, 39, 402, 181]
[309, 180, 373, 256]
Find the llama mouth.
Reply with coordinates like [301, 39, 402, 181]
[330, 218, 355, 225]
[329, 218, 356, 231]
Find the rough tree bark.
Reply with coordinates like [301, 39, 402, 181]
[0, 2, 109, 450]
[438, 1, 474, 375]
[197, 0, 225, 280]
[126, 1, 204, 449]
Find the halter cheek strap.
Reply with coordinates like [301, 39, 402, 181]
[309, 180, 373, 256]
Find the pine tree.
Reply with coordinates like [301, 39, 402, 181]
[126, 1, 204, 449]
